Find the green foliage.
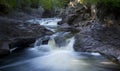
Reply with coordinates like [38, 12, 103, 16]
[39, 0, 53, 10]
[52, 0, 69, 8]
[39, 0, 69, 10]
[30, 0, 40, 8]
[0, 0, 16, 14]
[80, 0, 120, 7]
[4, 0, 17, 8]
[0, 0, 69, 10]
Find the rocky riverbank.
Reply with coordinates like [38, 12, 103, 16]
[0, 7, 53, 56]
[59, 0, 120, 64]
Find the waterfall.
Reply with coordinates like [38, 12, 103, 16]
[65, 37, 75, 51]
[1, 18, 119, 71]
[32, 18, 76, 52]
[27, 18, 62, 32]
[34, 33, 75, 52]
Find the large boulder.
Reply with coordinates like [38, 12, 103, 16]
[74, 20, 120, 63]
[0, 49, 10, 56]
[0, 16, 53, 56]
[58, 25, 80, 33]
[9, 37, 36, 49]
[0, 42, 10, 56]
[42, 10, 54, 18]
[54, 36, 66, 47]
[0, 17, 53, 39]
[58, 14, 78, 25]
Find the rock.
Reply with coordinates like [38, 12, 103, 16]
[37, 45, 51, 52]
[0, 16, 53, 52]
[0, 42, 10, 56]
[0, 49, 10, 56]
[0, 7, 53, 54]
[23, 6, 44, 18]
[0, 16, 53, 40]
[41, 36, 50, 44]
[59, 0, 120, 64]
[73, 20, 120, 63]
[58, 25, 80, 33]
[42, 10, 54, 18]
[60, 14, 78, 25]
[9, 37, 36, 49]
[34, 36, 50, 46]
[54, 36, 66, 47]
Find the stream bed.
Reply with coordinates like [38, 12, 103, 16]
[0, 18, 120, 71]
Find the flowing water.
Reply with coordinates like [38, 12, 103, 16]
[0, 18, 120, 71]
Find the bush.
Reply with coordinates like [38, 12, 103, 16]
[39, 0, 69, 10]
[80, 0, 120, 7]
[0, 0, 69, 10]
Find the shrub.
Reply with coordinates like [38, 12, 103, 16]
[80, 0, 120, 7]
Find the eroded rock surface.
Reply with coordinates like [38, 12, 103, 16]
[0, 16, 53, 56]
[59, 0, 120, 64]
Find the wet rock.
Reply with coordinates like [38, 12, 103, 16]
[41, 36, 50, 44]
[60, 14, 78, 25]
[59, 0, 120, 64]
[0, 16, 53, 39]
[22, 6, 44, 18]
[0, 49, 10, 56]
[0, 16, 53, 53]
[42, 10, 54, 18]
[58, 25, 80, 33]
[73, 20, 120, 63]
[35, 36, 50, 46]
[54, 36, 66, 47]
[0, 42, 10, 56]
[9, 37, 36, 49]
[37, 45, 51, 52]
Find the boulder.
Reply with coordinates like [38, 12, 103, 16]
[9, 37, 36, 49]
[34, 36, 50, 46]
[42, 10, 54, 18]
[37, 45, 51, 52]
[0, 16, 53, 53]
[0, 49, 10, 56]
[0, 42, 10, 56]
[60, 14, 78, 25]
[22, 6, 44, 18]
[54, 36, 66, 47]
[58, 25, 80, 33]
[0, 16, 53, 40]
[73, 20, 120, 63]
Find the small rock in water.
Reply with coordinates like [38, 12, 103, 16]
[37, 45, 51, 52]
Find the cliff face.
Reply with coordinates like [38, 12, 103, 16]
[60, 0, 120, 63]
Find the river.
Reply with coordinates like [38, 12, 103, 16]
[0, 18, 120, 71]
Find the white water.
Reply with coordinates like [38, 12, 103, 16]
[33, 34, 120, 71]
[27, 18, 62, 32]
[32, 18, 120, 71]
[1, 18, 119, 71]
